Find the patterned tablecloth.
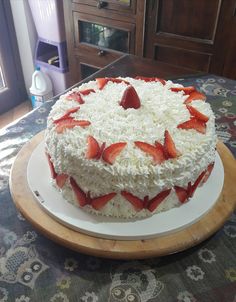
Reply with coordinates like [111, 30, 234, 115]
[0, 74, 236, 302]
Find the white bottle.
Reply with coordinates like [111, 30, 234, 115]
[30, 66, 53, 108]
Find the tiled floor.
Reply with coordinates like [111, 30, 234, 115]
[0, 100, 32, 129]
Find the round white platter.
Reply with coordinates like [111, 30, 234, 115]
[27, 141, 224, 240]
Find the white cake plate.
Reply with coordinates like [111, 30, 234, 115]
[26, 141, 224, 240]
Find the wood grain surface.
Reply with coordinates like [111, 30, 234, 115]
[9, 131, 236, 259]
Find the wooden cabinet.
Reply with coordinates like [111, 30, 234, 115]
[63, 0, 236, 84]
[63, 0, 145, 85]
[144, 0, 236, 78]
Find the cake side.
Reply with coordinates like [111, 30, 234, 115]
[45, 77, 217, 218]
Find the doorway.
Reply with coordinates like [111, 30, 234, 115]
[0, 0, 27, 114]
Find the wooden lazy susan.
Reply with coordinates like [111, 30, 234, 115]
[10, 131, 236, 259]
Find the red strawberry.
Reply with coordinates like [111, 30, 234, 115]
[135, 141, 165, 165]
[53, 106, 80, 124]
[45, 152, 57, 179]
[184, 91, 206, 104]
[96, 78, 108, 90]
[174, 186, 189, 203]
[143, 195, 149, 208]
[155, 141, 167, 160]
[102, 142, 127, 165]
[202, 162, 215, 183]
[56, 118, 91, 133]
[164, 130, 181, 159]
[186, 105, 209, 122]
[121, 191, 144, 211]
[86, 136, 100, 159]
[120, 85, 141, 109]
[135, 76, 166, 85]
[56, 173, 68, 188]
[177, 117, 206, 134]
[79, 89, 95, 95]
[91, 192, 117, 210]
[171, 86, 195, 94]
[147, 189, 171, 212]
[108, 78, 130, 85]
[188, 171, 206, 198]
[95, 142, 106, 160]
[70, 177, 87, 206]
[66, 92, 85, 104]
[86, 191, 92, 204]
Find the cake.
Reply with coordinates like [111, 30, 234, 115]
[45, 76, 216, 218]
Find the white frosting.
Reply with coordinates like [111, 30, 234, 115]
[45, 77, 217, 218]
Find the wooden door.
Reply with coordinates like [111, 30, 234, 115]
[144, 0, 232, 75]
[220, 1, 236, 79]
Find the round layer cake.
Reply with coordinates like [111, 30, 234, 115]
[45, 76, 217, 218]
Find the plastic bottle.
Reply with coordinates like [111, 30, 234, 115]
[30, 66, 53, 108]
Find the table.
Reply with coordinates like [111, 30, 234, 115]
[1, 55, 236, 301]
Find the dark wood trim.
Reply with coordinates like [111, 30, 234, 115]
[4, 1, 26, 99]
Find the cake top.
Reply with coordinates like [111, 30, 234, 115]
[46, 77, 216, 176]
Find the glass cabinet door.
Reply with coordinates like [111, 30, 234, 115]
[73, 12, 135, 54]
[79, 21, 129, 52]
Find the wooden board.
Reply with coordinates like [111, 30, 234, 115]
[10, 131, 236, 259]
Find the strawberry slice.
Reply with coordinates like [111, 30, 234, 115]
[147, 189, 171, 212]
[177, 117, 206, 134]
[56, 173, 68, 188]
[164, 130, 181, 159]
[56, 118, 91, 133]
[79, 89, 95, 95]
[108, 78, 130, 85]
[91, 192, 117, 210]
[186, 105, 209, 122]
[121, 191, 144, 211]
[155, 141, 168, 160]
[143, 195, 149, 208]
[86, 136, 100, 159]
[66, 92, 85, 104]
[86, 191, 92, 204]
[95, 142, 106, 160]
[174, 186, 189, 203]
[70, 177, 87, 206]
[45, 152, 57, 179]
[170, 86, 195, 94]
[188, 171, 206, 198]
[135, 76, 166, 85]
[120, 85, 141, 109]
[202, 162, 215, 183]
[135, 141, 165, 165]
[96, 78, 108, 90]
[53, 106, 80, 124]
[102, 142, 127, 165]
[184, 91, 206, 104]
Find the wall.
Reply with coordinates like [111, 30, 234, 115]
[10, 0, 37, 97]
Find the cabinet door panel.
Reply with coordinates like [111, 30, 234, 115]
[154, 45, 211, 72]
[157, 0, 220, 41]
[144, 0, 232, 75]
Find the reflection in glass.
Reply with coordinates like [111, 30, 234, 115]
[79, 21, 128, 52]
[116, 0, 130, 5]
[81, 64, 99, 80]
[0, 64, 5, 90]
